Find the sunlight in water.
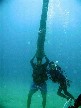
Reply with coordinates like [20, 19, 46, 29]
[57, 1, 70, 34]
[48, 0, 70, 34]
[48, 0, 55, 23]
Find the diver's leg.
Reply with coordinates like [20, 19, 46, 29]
[63, 89, 74, 100]
[64, 91, 74, 100]
[40, 83, 47, 108]
[57, 86, 69, 99]
[41, 91, 47, 108]
[27, 84, 38, 108]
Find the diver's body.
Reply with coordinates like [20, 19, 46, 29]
[49, 61, 74, 100]
[27, 55, 49, 108]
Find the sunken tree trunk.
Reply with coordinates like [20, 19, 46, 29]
[36, 0, 49, 60]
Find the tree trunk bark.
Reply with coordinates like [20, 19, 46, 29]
[36, 0, 49, 60]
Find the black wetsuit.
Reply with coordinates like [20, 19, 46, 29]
[30, 57, 49, 85]
[50, 67, 67, 89]
[49, 66, 74, 100]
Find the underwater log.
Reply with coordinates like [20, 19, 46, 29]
[36, 0, 49, 60]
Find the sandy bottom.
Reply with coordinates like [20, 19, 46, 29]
[0, 81, 80, 108]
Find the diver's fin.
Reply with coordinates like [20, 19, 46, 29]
[63, 98, 72, 108]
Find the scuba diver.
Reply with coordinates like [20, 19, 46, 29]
[27, 54, 49, 108]
[68, 94, 81, 108]
[48, 61, 75, 100]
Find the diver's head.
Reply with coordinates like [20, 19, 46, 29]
[49, 61, 56, 70]
[37, 58, 42, 66]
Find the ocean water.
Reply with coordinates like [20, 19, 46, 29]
[0, 0, 81, 108]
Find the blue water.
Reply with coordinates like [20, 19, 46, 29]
[0, 0, 81, 108]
